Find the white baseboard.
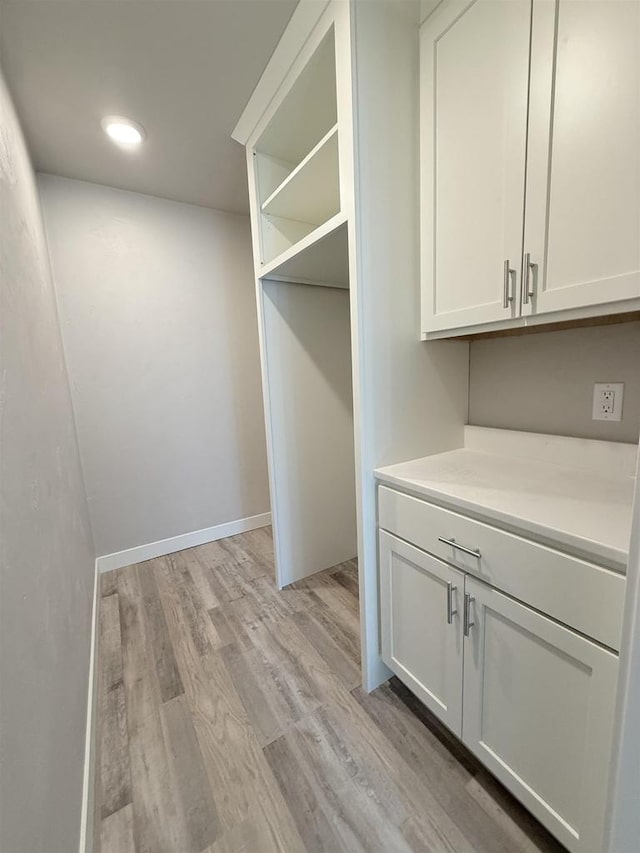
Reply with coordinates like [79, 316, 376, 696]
[96, 512, 272, 574]
[78, 560, 100, 853]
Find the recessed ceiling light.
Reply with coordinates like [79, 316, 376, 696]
[101, 115, 146, 147]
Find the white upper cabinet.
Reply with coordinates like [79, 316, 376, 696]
[524, 0, 640, 318]
[421, 0, 640, 338]
[420, 0, 531, 334]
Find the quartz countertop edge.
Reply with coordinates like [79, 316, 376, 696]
[374, 432, 637, 572]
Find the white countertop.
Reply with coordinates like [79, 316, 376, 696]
[375, 427, 638, 570]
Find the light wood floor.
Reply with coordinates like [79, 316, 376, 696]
[95, 527, 565, 853]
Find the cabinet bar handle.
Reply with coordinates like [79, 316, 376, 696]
[463, 593, 475, 637]
[438, 537, 481, 559]
[523, 252, 537, 305]
[503, 259, 515, 308]
[446, 582, 458, 625]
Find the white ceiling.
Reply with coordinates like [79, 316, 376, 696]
[0, 0, 298, 214]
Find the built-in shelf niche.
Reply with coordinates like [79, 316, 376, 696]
[254, 28, 340, 267]
[262, 217, 349, 289]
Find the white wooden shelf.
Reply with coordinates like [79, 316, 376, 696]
[259, 212, 348, 288]
[261, 125, 339, 226]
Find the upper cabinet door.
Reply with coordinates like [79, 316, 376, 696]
[524, 0, 640, 316]
[420, 0, 532, 336]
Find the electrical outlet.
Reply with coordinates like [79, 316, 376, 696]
[592, 383, 624, 422]
[601, 390, 615, 414]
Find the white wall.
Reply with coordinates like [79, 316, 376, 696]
[469, 322, 640, 443]
[38, 175, 270, 558]
[0, 72, 95, 852]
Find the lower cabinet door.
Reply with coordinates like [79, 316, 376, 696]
[462, 576, 619, 853]
[379, 530, 463, 736]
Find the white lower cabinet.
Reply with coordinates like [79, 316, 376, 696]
[380, 531, 464, 736]
[462, 576, 618, 853]
[379, 525, 620, 853]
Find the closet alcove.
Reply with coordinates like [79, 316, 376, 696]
[260, 264, 356, 586]
[245, 18, 357, 587]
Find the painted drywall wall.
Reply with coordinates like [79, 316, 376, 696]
[0, 71, 95, 852]
[38, 175, 270, 557]
[469, 321, 640, 443]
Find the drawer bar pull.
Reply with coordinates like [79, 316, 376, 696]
[446, 582, 458, 625]
[463, 593, 475, 637]
[438, 537, 481, 559]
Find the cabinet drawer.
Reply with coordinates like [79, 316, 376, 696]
[378, 485, 624, 650]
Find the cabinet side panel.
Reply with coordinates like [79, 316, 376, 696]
[350, 0, 469, 690]
[606, 461, 640, 853]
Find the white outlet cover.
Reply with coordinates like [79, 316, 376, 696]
[592, 382, 624, 422]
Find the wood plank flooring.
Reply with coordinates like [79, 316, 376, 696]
[95, 528, 565, 853]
